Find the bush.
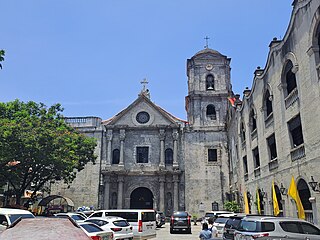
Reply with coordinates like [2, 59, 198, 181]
[224, 201, 241, 212]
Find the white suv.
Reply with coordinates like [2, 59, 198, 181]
[0, 208, 35, 232]
[234, 216, 320, 240]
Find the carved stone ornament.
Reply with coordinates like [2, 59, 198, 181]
[120, 129, 126, 141]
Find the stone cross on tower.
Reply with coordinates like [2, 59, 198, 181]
[204, 36, 210, 49]
[140, 78, 149, 92]
[140, 78, 150, 98]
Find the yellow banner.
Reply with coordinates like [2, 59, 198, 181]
[272, 180, 280, 216]
[244, 190, 250, 214]
[288, 176, 305, 219]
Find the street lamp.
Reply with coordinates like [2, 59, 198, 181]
[308, 176, 320, 192]
[280, 183, 287, 195]
[260, 188, 267, 199]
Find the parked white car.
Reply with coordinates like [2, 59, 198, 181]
[88, 209, 156, 239]
[79, 222, 114, 240]
[85, 216, 133, 240]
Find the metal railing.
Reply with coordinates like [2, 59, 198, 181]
[285, 88, 299, 109]
[268, 158, 278, 171]
[290, 144, 305, 162]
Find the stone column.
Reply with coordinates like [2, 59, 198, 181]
[119, 130, 125, 166]
[173, 175, 179, 211]
[117, 176, 124, 209]
[310, 197, 318, 225]
[104, 176, 110, 209]
[159, 129, 165, 167]
[106, 130, 113, 166]
[101, 131, 107, 167]
[159, 177, 165, 212]
[172, 130, 179, 168]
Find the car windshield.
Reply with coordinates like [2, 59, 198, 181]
[86, 219, 108, 226]
[173, 212, 188, 217]
[215, 218, 229, 224]
[113, 220, 129, 227]
[225, 218, 241, 228]
[205, 213, 215, 218]
[71, 215, 86, 221]
[81, 224, 103, 233]
[8, 214, 34, 223]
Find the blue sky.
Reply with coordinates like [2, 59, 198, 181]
[1, 1, 292, 120]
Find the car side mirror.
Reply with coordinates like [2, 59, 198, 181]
[1, 221, 8, 227]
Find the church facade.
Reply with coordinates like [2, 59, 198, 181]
[53, 0, 320, 222]
[56, 47, 231, 217]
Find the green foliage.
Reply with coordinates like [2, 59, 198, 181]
[0, 100, 97, 205]
[0, 49, 5, 69]
[223, 201, 241, 212]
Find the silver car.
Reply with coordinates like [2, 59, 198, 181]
[234, 216, 320, 240]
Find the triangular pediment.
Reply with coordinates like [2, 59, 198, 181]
[102, 94, 186, 127]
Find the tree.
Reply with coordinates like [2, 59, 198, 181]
[0, 50, 5, 69]
[223, 201, 241, 212]
[0, 100, 97, 205]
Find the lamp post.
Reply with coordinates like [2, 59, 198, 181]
[280, 183, 287, 195]
[308, 176, 320, 192]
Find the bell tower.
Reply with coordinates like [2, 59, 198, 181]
[184, 47, 232, 214]
[185, 48, 231, 129]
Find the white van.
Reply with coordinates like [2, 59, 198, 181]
[88, 209, 156, 239]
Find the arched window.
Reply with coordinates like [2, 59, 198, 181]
[284, 61, 297, 96]
[264, 90, 273, 117]
[112, 149, 120, 164]
[206, 74, 214, 90]
[297, 179, 312, 211]
[165, 148, 173, 165]
[250, 109, 257, 132]
[206, 104, 216, 120]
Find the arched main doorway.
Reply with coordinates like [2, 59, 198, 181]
[130, 187, 153, 209]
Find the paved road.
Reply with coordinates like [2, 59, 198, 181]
[155, 222, 222, 240]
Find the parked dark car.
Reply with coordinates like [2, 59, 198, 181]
[156, 211, 165, 228]
[170, 211, 191, 234]
[223, 214, 246, 240]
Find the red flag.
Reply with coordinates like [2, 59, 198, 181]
[228, 97, 236, 107]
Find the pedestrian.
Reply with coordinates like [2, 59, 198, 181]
[199, 222, 212, 240]
[208, 217, 218, 238]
